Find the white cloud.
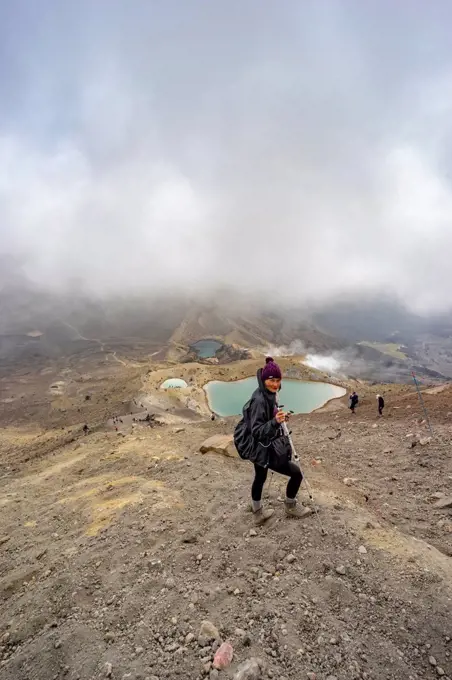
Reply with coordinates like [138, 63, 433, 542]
[1, 1, 452, 312]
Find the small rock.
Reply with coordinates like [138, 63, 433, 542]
[429, 656, 437, 666]
[148, 559, 163, 571]
[199, 620, 220, 642]
[383, 447, 393, 454]
[0, 536, 10, 546]
[358, 545, 367, 555]
[325, 428, 341, 440]
[343, 477, 358, 486]
[105, 632, 115, 642]
[185, 632, 195, 644]
[434, 496, 452, 509]
[419, 437, 431, 446]
[233, 658, 263, 680]
[307, 673, 317, 680]
[437, 668, 445, 677]
[249, 529, 257, 537]
[286, 554, 296, 564]
[233, 588, 241, 596]
[135, 646, 144, 655]
[372, 423, 378, 429]
[182, 534, 198, 544]
[335, 565, 346, 575]
[54, 640, 62, 649]
[105, 662, 113, 678]
[213, 642, 233, 669]
[200, 434, 237, 458]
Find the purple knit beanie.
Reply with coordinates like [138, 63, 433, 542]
[261, 356, 282, 381]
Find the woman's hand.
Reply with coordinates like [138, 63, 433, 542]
[275, 409, 287, 424]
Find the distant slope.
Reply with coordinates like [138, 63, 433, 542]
[169, 303, 347, 352]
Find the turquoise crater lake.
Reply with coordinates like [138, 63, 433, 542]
[191, 339, 223, 358]
[205, 377, 346, 417]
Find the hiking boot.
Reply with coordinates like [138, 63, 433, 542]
[284, 500, 313, 519]
[253, 507, 274, 526]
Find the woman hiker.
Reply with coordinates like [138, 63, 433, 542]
[234, 357, 313, 526]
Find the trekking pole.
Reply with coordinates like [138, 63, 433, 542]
[278, 403, 327, 536]
[265, 471, 274, 499]
[411, 372, 434, 438]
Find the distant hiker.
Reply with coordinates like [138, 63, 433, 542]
[349, 391, 359, 414]
[234, 357, 313, 526]
[82, 424, 89, 435]
[377, 394, 385, 416]
[211, 413, 216, 421]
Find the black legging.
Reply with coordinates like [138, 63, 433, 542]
[252, 460, 303, 502]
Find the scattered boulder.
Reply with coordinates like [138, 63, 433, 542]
[418, 437, 431, 446]
[200, 435, 237, 458]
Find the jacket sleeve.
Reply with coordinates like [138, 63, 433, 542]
[248, 396, 279, 444]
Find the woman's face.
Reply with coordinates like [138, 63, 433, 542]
[264, 377, 281, 393]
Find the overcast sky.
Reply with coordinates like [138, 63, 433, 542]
[1, 0, 452, 312]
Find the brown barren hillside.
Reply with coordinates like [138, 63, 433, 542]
[0, 349, 451, 680]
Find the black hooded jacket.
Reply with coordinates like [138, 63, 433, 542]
[234, 368, 285, 467]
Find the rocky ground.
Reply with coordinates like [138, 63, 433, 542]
[0, 360, 451, 680]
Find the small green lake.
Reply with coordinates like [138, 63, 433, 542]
[191, 339, 223, 358]
[205, 377, 346, 417]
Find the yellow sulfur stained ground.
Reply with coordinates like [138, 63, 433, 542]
[58, 474, 183, 536]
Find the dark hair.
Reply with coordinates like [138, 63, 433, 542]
[266, 356, 274, 364]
